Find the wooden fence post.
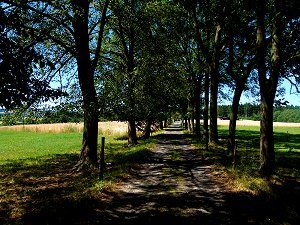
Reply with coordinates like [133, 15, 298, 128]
[232, 141, 237, 169]
[99, 137, 105, 180]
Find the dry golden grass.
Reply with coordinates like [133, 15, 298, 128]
[217, 119, 300, 127]
[0, 121, 128, 136]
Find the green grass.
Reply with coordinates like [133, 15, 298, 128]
[188, 125, 300, 224]
[188, 124, 300, 193]
[0, 130, 82, 164]
[0, 129, 159, 224]
[217, 125, 300, 180]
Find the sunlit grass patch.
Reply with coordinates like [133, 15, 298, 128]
[0, 121, 129, 136]
[0, 126, 161, 224]
[191, 125, 300, 195]
[0, 130, 82, 164]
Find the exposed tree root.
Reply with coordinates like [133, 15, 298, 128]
[71, 141, 98, 173]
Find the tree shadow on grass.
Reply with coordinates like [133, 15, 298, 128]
[218, 128, 300, 174]
[0, 154, 269, 225]
[216, 127, 300, 224]
[1, 126, 299, 225]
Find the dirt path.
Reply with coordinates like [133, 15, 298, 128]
[97, 122, 265, 225]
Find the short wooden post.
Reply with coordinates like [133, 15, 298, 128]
[232, 141, 237, 169]
[99, 137, 105, 180]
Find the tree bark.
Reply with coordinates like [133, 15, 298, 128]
[256, 0, 282, 175]
[203, 72, 209, 150]
[259, 97, 275, 175]
[159, 120, 164, 130]
[191, 105, 195, 134]
[209, 68, 219, 143]
[194, 83, 201, 137]
[228, 84, 243, 155]
[127, 47, 138, 145]
[209, 24, 222, 144]
[144, 120, 152, 139]
[128, 118, 138, 145]
[72, 0, 99, 167]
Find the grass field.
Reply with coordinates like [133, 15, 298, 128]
[0, 121, 128, 135]
[0, 122, 159, 224]
[0, 131, 82, 163]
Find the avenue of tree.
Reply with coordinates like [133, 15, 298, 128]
[0, 0, 299, 175]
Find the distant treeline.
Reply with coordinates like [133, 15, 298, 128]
[2, 103, 300, 126]
[218, 104, 300, 123]
[0, 104, 84, 126]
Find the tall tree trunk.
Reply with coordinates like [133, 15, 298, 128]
[209, 68, 219, 143]
[127, 42, 138, 145]
[256, 0, 282, 175]
[194, 83, 201, 137]
[191, 1, 205, 138]
[209, 24, 222, 144]
[127, 71, 138, 145]
[128, 118, 137, 144]
[203, 72, 209, 151]
[144, 120, 152, 139]
[226, 18, 252, 155]
[259, 97, 275, 175]
[159, 120, 164, 130]
[228, 84, 243, 155]
[191, 106, 195, 134]
[72, 0, 98, 167]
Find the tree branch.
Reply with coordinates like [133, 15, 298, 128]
[91, 0, 110, 74]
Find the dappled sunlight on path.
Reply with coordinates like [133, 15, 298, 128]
[97, 122, 264, 224]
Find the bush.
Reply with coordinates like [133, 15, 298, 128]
[1, 115, 17, 126]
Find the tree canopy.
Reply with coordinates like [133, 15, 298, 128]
[1, 0, 299, 174]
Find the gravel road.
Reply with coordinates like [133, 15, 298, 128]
[98, 122, 268, 225]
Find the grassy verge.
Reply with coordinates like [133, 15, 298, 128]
[0, 129, 160, 224]
[186, 125, 300, 192]
[187, 125, 300, 224]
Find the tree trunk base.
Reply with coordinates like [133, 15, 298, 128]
[71, 142, 98, 173]
[259, 163, 275, 177]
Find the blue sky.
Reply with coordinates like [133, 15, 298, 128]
[281, 79, 300, 106]
[220, 79, 300, 106]
[239, 79, 300, 106]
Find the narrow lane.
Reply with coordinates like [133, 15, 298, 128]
[101, 122, 233, 224]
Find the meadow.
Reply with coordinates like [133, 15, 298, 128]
[0, 122, 129, 163]
[0, 122, 157, 224]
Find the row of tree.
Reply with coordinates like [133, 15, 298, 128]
[218, 104, 300, 122]
[0, 0, 299, 175]
[0, 103, 84, 126]
[2, 102, 298, 127]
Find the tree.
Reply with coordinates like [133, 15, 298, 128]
[256, 0, 284, 175]
[186, 0, 229, 143]
[108, 0, 146, 145]
[0, 4, 61, 110]
[100, 0, 189, 140]
[225, 0, 256, 155]
[1, 0, 110, 168]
